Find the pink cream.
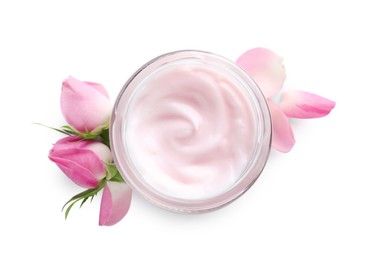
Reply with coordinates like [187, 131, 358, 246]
[125, 65, 255, 199]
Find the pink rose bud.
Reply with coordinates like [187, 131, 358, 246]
[49, 136, 112, 188]
[61, 76, 112, 133]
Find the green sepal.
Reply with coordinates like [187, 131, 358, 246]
[110, 171, 124, 183]
[105, 163, 124, 183]
[100, 128, 110, 148]
[61, 125, 102, 140]
[34, 123, 111, 143]
[62, 179, 107, 220]
[33, 123, 73, 136]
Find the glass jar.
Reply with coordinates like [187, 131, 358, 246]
[110, 50, 271, 213]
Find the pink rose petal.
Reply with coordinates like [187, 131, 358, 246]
[279, 90, 336, 118]
[84, 81, 110, 99]
[85, 142, 113, 165]
[268, 100, 295, 152]
[49, 148, 104, 188]
[99, 182, 132, 226]
[236, 48, 286, 98]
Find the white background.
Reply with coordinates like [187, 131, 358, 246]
[1, 0, 368, 259]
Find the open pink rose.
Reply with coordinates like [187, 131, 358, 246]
[61, 76, 112, 133]
[49, 136, 112, 188]
[99, 181, 132, 226]
[237, 48, 335, 152]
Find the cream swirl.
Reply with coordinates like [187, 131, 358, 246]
[125, 64, 255, 199]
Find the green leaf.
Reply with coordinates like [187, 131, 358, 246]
[62, 179, 107, 220]
[65, 200, 79, 219]
[62, 187, 100, 210]
[80, 197, 89, 208]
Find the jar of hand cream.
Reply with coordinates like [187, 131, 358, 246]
[110, 50, 271, 213]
